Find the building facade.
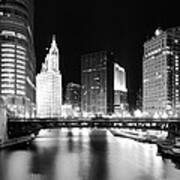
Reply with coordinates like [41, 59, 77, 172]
[0, 0, 36, 117]
[143, 27, 180, 116]
[114, 63, 128, 114]
[65, 82, 81, 111]
[81, 50, 127, 116]
[36, 36, 62, 118]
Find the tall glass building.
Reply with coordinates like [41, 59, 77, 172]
[0, 0, 36, 117]
[81, 50, 127, 116]
[36, 36, 62, 118]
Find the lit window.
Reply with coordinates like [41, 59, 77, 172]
[17, 90, 25, 95]
[1, 73, 15, 77]
[1, 84, 15, 88]
[2, 53, 15, 58]
[17, 74, 25, 79]
[17, 60, 26, 65]
[16, 50, 26, 55]
[1, 78, 15, 82]
[0, 12, 3, 16]
[17, 69, 25, 74]
[17, 45, 26, 51]
[17, 79, 25, 84]
[175, 39, 179, 43]
[17, 33, 27, 41]
[1, 63, 15, 68]
[1, 30, 15, 37]
[1, 49, 15, 53]
[1, 89, 15, 94]
[16, 54, 26, 60]
[17, 84, 25, 89]
[1, 58, 14, 62]
[17, 64, 25, 70]
[1, 43, 15, 48]
[1, 69, 15, 73]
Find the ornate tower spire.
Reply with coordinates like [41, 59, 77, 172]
[51, 34, 57, 48]
[45, 35, 60, 72]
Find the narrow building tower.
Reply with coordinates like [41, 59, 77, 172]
[36, 36, 62, 118]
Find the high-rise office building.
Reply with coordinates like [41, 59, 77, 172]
[65, 82, 81, 111]
[0, 0, 36, 117]
[81, 50, 127, 115]
[36, 36, 62, 118]
[143, 27, 180, 116]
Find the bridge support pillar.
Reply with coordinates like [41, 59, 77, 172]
[0, 100, 8, 143]
[168, 122, 180, 140]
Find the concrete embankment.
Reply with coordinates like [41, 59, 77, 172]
[0, 135, 34, 149]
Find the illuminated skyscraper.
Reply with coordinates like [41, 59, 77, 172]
[0, 0, 36, 117]
[114, 63, 128, 114]
[81, 50, 127, 115]
[143, 27, 180, 116]
[36, 36, 62, 118]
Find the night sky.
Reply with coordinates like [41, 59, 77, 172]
[34, 0, 180, 109]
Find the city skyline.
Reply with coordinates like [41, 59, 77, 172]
[34, 0, 180, 109]
[81, 50, 127, 115]
[1, 1, 180, 179]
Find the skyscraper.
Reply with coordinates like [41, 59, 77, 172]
[0, 0, 36, 117]
[81, 50, 127, 116]
[114, 63, 128, 114]
[143, 27, 180, 116]
[36, 36, 62, 118]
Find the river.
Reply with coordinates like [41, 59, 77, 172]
[0, 128, 180, 180]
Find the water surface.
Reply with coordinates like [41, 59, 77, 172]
[0, 128, 180, 180]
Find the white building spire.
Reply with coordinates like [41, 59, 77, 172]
[51, 34, 57, 48]
[36, 35, 62, 118]
[42, 35, 60, 73]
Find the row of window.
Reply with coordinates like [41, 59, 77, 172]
[1, 89, 25, 95]
[1, 43, 26, 51]
[1, 83, 24, 89]
[1, 58, 26, 65]
[1, 63, 25, 69]
[1, 73, 25, 79]
[0, 30, 27, 41]
[1, 68, 25, 74]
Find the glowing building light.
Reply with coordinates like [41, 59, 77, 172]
[1, 43, 15, 48]
[17, 45, 26, 51]
[114, 63, 127, 92]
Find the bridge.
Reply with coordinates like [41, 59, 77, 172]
[7, 117, 180, 139]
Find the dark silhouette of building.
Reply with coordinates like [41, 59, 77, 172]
[136, 88, 142, 111]
[65, 82, 81, 111]
[0, 0, 36, 117]
[81, 50, 127, 116]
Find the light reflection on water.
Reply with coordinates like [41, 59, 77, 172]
[0, 128, 180, 180]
